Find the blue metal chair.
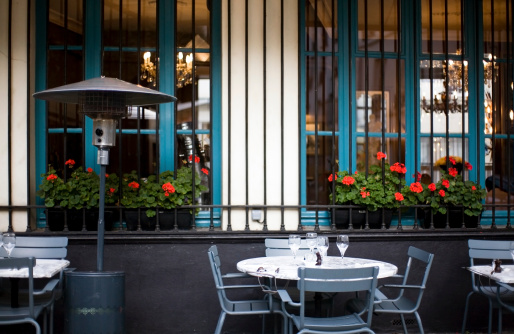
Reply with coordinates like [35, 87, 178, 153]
[0, 236, 69, 334]
[265, 238, 312, 257]
[461, 239, 514, 334]
[278, 266, 379, 334]
[0, 257, 52, 334]
[207, 245, 288, 334]
[346, 246, 434, 334]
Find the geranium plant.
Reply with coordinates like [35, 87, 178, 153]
[63, 165, 100, 210]
[36, 165, 68, 208]
[328, 152, 406, 211]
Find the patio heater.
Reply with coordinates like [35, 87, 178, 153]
[34, 76, 175, 333]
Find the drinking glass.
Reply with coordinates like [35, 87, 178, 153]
[288, 235, 301, 260]
[336, 235, 350, 259]
[510, 241, 514, 262]
[316, 236, 329, 260]
[2, 233, 15, 258]
[306, 232, 317, 253]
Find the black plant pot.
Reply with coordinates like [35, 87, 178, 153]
[334, 209, 392, 229]
[45, 208, 65, 231]
[422, 208, 480, 228]
[158, 209, 192, 230]
[124, 209, 156, 231]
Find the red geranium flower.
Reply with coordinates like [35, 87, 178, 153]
[472, 186, 476, 191]
[377, 152, 387, 160]
[87, 167, 93, 173]
[65, 159, 75, 167]
[465, 162, 473, 170]
[188, 155, 200, 163]
[46, 174, 58, 182]
[428, 183, 436, 191]
[390, 162, 407, 174]
[448, 168, 458, 177]
[162, 182, 176, 196]
[439, 189, 446, 197]
[395, 192, 404, 201]
[409, 182, 424, 193]
[328, 174, 337, 182]
[201, 168, 209, 175]
[128, 181, 139, 189]
[442, 179, 450, 188]
[360, 187, 370, 198]
[342, 176, 355, 185]
[449, 156, 457, 165]
[412, 172, 422, 182]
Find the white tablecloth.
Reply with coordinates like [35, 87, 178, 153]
[237, 256, 397, 280]
[467, 265, 514, 283]
[0, 259, 70, 278]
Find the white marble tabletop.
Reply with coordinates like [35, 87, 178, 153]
[467, 265, 514, 284]
[0, 259, 70, 278]
[237, 256, 398, 280]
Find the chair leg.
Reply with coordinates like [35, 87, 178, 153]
[214, 311, 226, 334]
[414, 311, 424, 334]
[400, 314, 408, 334]
[498, 305, 502, 334]
[461, 291, 474, 334]
[488, 299, 493, 334]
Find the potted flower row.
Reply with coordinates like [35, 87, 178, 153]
[119, 164, 208, 231]
[37, 160, 120, 231]
[328, 153, 486, 229]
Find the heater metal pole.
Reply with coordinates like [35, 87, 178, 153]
[97, 148, 110, 272]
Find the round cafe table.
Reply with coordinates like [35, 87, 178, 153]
[237, 256, 398, 280]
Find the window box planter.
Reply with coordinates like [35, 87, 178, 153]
[334, 208, 393, 229]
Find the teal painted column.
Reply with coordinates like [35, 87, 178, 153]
[84, 0, 102, 172]
[158, 0, 176, 172]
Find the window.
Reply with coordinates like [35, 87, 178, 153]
[36, 0, 220, 228]
[300, 0, 513, 227]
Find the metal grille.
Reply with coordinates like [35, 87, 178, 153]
[79, 91, 127, 117]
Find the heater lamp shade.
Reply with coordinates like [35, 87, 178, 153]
[33, 76, 176, 107]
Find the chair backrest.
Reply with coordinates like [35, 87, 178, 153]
[0, 236, 68, 259]
[296, 266, 378, 330]
[207, 245, 229, 308]
[0, 257, 37, 317]
[399, 246, 434, 310]
[468, 239, 513, 263]
[265, 238, 311, 257]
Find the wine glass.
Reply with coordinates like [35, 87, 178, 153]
[288, 235, 301, 260]
[2, 233, 15, 258]
[336, 235, 350, 259]
[306, 232, 317, 253]
[316, 236, 329, 261]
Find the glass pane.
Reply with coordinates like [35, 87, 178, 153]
[305, 56, 339, 132]
[358, 0, 398, 53]
[483, 0, 512, 59]
[48, 133, 84, 178]
[355, 58, 405, 133]
[484, 62, 513, 136]
[484, 138, 514, 210]
[356, 137, 405, 173]
[419, 59, 469, 134]
[48, 0, 83, 45]
[103, 0, 121, 47]
[421, 0, 462, 55]
[306, 136, 339, 205]
[141, 1, 157, 48]
[304, 0, 337, 52]
[109, 133, 157, 177]
[420, 137, 469, 183]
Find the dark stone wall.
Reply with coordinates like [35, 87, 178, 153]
[44, 234, 513, 334]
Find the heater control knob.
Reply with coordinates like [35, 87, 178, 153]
[96, 128, 104, 136]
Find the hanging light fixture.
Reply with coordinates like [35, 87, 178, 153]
[140, 51, 157, 87]
[176, 51, 193, 88]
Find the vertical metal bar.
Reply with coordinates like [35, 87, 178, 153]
[280, 0, 286, 231]
[208, 0, 215, 231]
[135, 0, 142, 231]
[460, 0, 466, 229]
[428, 0, 435, 229]
[244, 0, 249, 231]
[491, 0, 497, 229]
[227, 0, 232, 231]
[7, 0, 12, 231]
[263, 0, 268, 231]
[118, 0, 123, 77]
[413, 0, 420, 230]
[25, 0, 31, 232]
[507, 0, 512, 229]
[297, 0, 303, 232]
[379, 0, 385, 230]
[396, 0, 403, 230]
[364, 0, 369, 176]
[330, 0, 336, 231]
[313, 0, 319, 231]
[191, 0, 197, 230]
[443, 0, 451, 228]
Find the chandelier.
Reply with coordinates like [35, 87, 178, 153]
[176, 52, 193, 88]
[422, 92, 468, 114]
[140, 51, 157, 87]
[483, 53, 499, 88]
